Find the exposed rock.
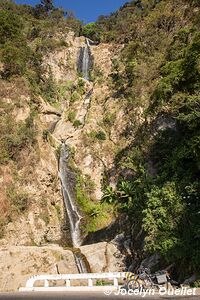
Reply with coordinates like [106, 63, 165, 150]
[0, 245, 77, 292]
[0, 34, 128, 292]
[152, 114, 177, 134]
[57, 260, 71, 274]
[42, 33, 84, 82]
[1, 138, 65, 246]
[0, 241, 126, 291]
[15, 99, 30, 122]
[111, 233, 125, 246]
[80, 242, 125, 273]
[183, 274, 197, 285]
[140, 253, 160, 269]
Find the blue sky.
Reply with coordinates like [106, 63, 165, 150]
[14, 0, 129, 23]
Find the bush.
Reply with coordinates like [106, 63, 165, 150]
[76, 174, 112, 233]
[95, 130, 106, 140]
[0, 10, 23, 44]
[103, 113, 115, 127]
[82, 22, 98, 40]
[0, 114, 37, 164]
[70, 91, 80, 103]
[1, 43, 31, 78]
[41, 72, 57, 103]
[68, 111, 76, 122]
[6, 184, 29, 213]
[77, 78, 85, 95]
[73, 120, 82, 128]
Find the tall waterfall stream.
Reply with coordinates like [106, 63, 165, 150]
[59, 143, 89, 273]
[82, 38, 90, 80]
[59, 38, 93, 274]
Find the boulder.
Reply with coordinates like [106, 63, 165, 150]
[80, 242, 125, 273]
[0, 245, 77, 292]
[140, 253, 160, 269]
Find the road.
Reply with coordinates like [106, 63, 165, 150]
[0, 292, 199, 300]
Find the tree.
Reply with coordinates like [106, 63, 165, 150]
[0, 10, 23, 44]
[82, 22, 98, 40]
[41, 0, 54, 13]
[33, 0, 54, 17]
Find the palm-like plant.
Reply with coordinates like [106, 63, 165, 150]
[118, 180, 134, 201]
[102, 186, 117, 204]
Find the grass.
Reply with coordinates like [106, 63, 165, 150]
[76, 174, 113, 233]
[55, 204, 61, 219]
[6, 183, 30, 214]
[73, 120, 82, 128]
[68, 111, 76, 122]
[88, 130, 107, 142]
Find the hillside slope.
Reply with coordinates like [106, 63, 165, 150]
[0, 0, 199, 288]
[93, 0, 200, 279]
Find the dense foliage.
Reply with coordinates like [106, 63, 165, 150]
[101, 0, 200, 277]
[0, 0, 81, 82]
[0, 0, 199, 279]
[0, 0, 82, 236]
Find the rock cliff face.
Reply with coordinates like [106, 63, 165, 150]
[0, 32, 127, 290]
[0, 242, 125, 291]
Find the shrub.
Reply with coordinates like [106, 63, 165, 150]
[0, 114, 37, 164]
[41, 72, 57, 103]
[68, 111, 76, 122]
[76, 174, 112, 233]
[73, 120, 82, 128]
[103, 112, 115, 127]
[95, 130, 106, 140]
[6, 184, 29, 213]
[82, 22, 97, 39]
[70, 91, 79, 103]
[1, 43, 31, 78]
[0, 10, 23, 44]
[42, 129, 49, 141]
[77, 78, 85, 95]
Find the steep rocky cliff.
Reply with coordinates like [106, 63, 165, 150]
[0, 23, 128, 289]
[1, 0, 200, 290]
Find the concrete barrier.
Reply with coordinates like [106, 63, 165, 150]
[19, 272, 126, 292]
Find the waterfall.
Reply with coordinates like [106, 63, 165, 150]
[82, 39, 90, 80]
[59, 142, 89, 273]
[57, 37, 96, 273]
[59, 142, 82, 248]
[77, 38, 93, 81]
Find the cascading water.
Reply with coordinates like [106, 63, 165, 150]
[59, 142, 82, 248]
[59, 142, 89, 273]
[77, 38, 93, 81]
[58, 38, 95, 273]
[82, 38, 90, 80]
[75, 39, 94, 125]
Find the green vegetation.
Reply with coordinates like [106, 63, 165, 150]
[0, 0, 81, 96]
[96, 280, 112, 286]
[55, 204, 61, 219]
[73, 120, 82, 128]
[100, 0, 200, 278]
[82, 22, 98, 41]
[76, 175, 113, 233]
[103, 112, 116, 127]
[0, 0, 199, 280]
[0, 182, 30, 237]
[6, 184, 30, 214]
[88, 130, 107, 141]
[70, 91, 80, 103]
[0, 110, 37, 164]
[76, 78, 85, 95]
[68, 111, 76, 122]
[95, 130, 106, 141]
